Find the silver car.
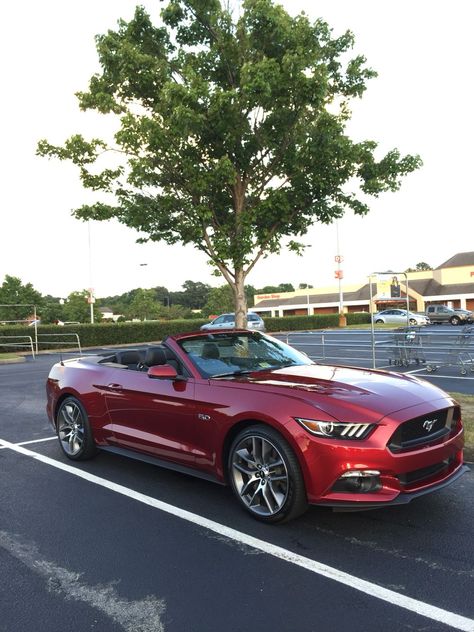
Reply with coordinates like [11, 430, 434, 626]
[200, 312, 266, 332]
[373, 309, 430, 326]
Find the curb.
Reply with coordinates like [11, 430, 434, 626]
[0, 356, 26, 364]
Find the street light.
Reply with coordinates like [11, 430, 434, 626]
[88, 221, 94, 324]
[335, 220, 346, 327]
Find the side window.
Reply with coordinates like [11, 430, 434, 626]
[223, 315, 235, 323]
[213, 316, 225, 324]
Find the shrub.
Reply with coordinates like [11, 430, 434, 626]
[0, 312, 371, 352]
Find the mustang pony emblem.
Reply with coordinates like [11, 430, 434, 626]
[423, 418, 438, 432]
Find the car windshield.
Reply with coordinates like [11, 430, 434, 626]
[178, 331, 313, 378]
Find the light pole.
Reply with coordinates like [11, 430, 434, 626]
[88, 221, 95, 324]
[335, 221, 346, 327]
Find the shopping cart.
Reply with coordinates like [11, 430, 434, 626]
[425, 325, 474, 375]
[388, 327, 427, 367]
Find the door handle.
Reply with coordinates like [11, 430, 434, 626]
[107, 383, 123, 390]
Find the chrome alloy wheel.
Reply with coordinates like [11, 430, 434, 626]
[231, 435, 289, 517]
[58, 401, 85, 456]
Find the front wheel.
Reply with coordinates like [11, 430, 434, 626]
[409, 318, 417, 326]
[228, 425, 307, 523]
[56, 397, 97, 461]
[375, 319, 384, 324]
[450, 316, 460, 325]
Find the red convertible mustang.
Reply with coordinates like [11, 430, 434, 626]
[46, 330, 467, 523]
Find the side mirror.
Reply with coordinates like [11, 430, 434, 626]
[148, 364, 178, 380]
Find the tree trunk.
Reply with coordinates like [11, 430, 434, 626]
[233, 269, 247, 329]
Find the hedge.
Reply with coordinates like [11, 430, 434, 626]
[0, 312, 371, 351]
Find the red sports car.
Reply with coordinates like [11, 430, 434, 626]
[46, 330, 467, 523]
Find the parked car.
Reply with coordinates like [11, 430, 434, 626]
[46, 330, 466, 524]
[201, 312, 265, 332]
[373, 309, 430, 326]
[425, 305, 473, 325]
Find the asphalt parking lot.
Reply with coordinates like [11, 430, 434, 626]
[279, 325, 474, 394]
[1, 345, 473, 632]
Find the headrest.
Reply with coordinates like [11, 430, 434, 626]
[201, 342, 220, 359]
[116, 350, 142, 365]
[144, 347, 168, 367]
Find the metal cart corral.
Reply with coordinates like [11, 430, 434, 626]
[425, 326, 474, 375]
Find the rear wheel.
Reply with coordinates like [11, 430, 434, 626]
[450, 316, 460, 325]
[228, 425, 307, 523]
[56, 397, 97, 461]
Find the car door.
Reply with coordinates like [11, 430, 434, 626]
[210, 315, 233, 329]
[392, 310, 406, 324]
[101, 367, 203, 467]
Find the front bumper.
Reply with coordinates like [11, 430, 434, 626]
[320, 463, 470, 511]
[287, 400, 466, 508]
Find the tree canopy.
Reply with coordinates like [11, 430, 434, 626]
[405, 262, 433, 272]
[38, 0, 421, 327]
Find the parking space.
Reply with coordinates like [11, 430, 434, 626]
[1, 354, 474, 631]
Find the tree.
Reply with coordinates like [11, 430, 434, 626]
[405, 262, 432, 272]
[256, 283, 295, 294]
[62, 291, 102, 323]
[0, 276, 43, 321]
[203, 283, 255, 316]
[38, 0, 421, 328]
[177, 280, 211, 309]
[126, 289, 161, 320]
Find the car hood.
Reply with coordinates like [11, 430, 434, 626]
[227, 364, 451, 422]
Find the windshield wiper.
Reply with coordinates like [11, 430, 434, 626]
[211, 369, 256, 378]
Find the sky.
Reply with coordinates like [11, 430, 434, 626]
[1, 0, 472, 299]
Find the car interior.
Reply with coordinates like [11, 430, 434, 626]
[99, 346, 184, 374]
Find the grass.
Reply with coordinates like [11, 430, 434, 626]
[0, 352, 22, 361]
[449, 392, 474, 462]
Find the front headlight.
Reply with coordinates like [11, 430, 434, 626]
[294, 418, 375, 440]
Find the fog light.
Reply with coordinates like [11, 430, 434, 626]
[332, 470, 381, 494]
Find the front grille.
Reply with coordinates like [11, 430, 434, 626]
[388, 408, 452, 453]
[398, 457, 454, 486]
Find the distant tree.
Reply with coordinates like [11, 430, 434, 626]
[38, 1, 421, 329]
[159, 304, 194, 320]
[39, 297, 67, 324]
[405, 262, 432, 273]
[179, 280, 211, 309]
[256, 283, 295, 294]
[62, 291, 102, 323]
[203, 284, 255, 317]
[0, 276, 42, 321]
[126, 289, 161, 320]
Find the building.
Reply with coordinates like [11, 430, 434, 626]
[253, 252, 474, 317]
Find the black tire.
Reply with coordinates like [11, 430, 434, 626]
[409, 318, 417, 326]
[450, 316, 460, 325]
[228, 425, 308, 524]
[56, 396, 98, 461]
[375, 319, 384, 324]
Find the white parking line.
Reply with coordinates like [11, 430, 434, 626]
[17, 436, 57, 446]
[406, 369, 474, 380]
[0, 436, 56, 449]
[1, 437, 473, 632]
